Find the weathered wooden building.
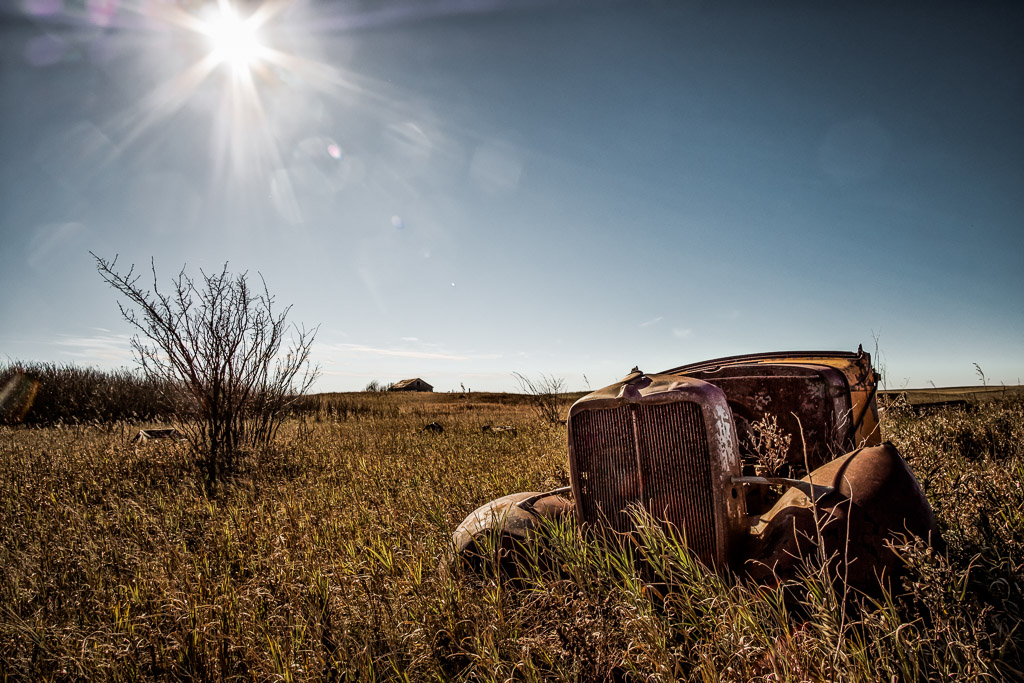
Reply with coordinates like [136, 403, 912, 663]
[390, 378, 434, 392]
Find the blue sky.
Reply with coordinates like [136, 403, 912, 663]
[1, 0, 1022, 392]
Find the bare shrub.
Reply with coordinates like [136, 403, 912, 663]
[93, 254, 319, 484]
[513, 372, 567, 424]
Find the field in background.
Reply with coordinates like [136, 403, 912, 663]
[1, 387, 1022, 680]
[881, 385, 1024, 407]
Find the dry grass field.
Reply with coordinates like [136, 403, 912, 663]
[2, 387, 1023, 681]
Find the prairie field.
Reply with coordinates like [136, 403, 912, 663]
[2, 389, 1023, 681]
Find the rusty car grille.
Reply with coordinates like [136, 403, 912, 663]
[572, 401, 717, 565]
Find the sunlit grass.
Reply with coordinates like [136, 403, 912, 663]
[0, 392, 1021, 679]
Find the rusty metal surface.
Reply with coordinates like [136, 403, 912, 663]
[663, 348, 881, 451]
[570, 406, 637, 534]
[567, 372, 747, 569]
[671, 362, 851, 474]
[663, 349, 872, 383]
[745, 442, 941, 593]
[635, 402, 717, 563]
[732, 475, 833, 502]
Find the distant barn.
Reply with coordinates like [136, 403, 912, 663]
[390, 378, 434, 392]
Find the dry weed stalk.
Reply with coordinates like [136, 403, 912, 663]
[747, 414, 792, 477]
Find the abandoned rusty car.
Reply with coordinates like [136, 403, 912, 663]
[452, 348, 941, 592]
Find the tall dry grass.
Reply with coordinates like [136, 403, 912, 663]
[0, 391, 1020, 680]
[0, 362, 175, 426]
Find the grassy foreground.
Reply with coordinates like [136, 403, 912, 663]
[1, 391, 1022, 681]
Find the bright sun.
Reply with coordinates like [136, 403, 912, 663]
[203, 4, 263, 73]
[119, 0, 348, 192]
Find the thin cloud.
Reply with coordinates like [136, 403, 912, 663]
[330, 344, 468, 360]
[640, 316, 663, 327]
[318, 368, 402, 379]
[320, 343, 500, 361]
[52, 333, 134, 363]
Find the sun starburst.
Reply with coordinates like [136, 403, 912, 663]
[202, 4, 265, 74]
[92, 0, 377, 226]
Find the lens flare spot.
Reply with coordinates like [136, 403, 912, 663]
[23, 0, 62, 17]
[327, 143, 342, 159]
[87, 0, 118, 26]
[25, 34, 66, 67]
[0, 372, 40, 424]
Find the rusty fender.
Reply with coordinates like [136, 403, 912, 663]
[745, 442, 941, 593]
[450, 488, 572, 577]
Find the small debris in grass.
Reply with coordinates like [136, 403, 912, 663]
[482, 425, 517, 436]
[133, 428, 185, 443]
